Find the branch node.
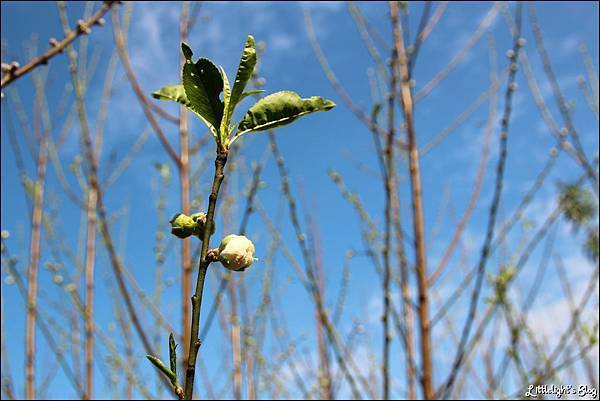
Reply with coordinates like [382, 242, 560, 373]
[76, 20, 91, 34]
[49, 38, 60, 48]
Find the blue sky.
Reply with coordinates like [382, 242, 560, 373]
[1, 1, 599, 399]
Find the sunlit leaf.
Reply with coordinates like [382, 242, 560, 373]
[181, 43, 224, 135]
[238, 89, 265, 104]
[219, 66, 232, 142]
[152, 84, 191, 107]
[236, 91, 335, 137]
[227, 35, 257, 122]
[146, 355, 177, 386]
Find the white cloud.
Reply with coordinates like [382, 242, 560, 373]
[129, 2, 179, 77]
[269, 32, 295, 52]
[559, 34, 582, 57]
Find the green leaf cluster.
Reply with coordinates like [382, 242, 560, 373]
[146, 333, 182, 394]
[558, 183, 596, 229]
[152, 35, 335, 150]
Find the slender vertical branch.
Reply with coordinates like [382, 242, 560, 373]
[382, 9, 398, 397]
[83, 184, 96, 400]
[391, 1, 433, 398]
[25, 117, 49, 401]
[179, 0, 192, 371]
[229, 276, 242, 400]
[184, 149, 228, 400]
[439, 4, 523, 398]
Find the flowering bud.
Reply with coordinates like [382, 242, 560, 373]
[170, 213, 196, 238]
[169, 212, 212, 239]
[218, 234, 256, 271]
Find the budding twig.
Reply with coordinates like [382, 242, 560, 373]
[0, 1, 116, 89]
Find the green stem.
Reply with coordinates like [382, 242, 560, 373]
[184, 149, 228, 400]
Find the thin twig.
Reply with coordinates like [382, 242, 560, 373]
[179, 0, 193, 374]
[0, 1, 115, 88]
[183, 149, 228, 400]
[391, 1, 434, 398]
[439, 5, 523, 398]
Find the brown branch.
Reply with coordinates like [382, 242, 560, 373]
[0, 1, 114, 88]
[184, 150, 228, 400]
[179, 0, 193, 374]
[391, 1, 434, 398]
[24, 137, 47, 400]
[83, 184, 97, 401]
[382, 6, 399, 396]
[24, 67, 52, 401]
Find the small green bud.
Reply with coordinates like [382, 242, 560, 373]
[170, 213, 196, 238]
[169, 212, 212, 239]
[190, 212, 214, 237]
[65, 283, 77, 293]
[218, 234, 256, 271]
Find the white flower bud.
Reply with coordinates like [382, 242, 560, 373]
[218, 234, 256, 271]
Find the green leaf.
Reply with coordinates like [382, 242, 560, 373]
[219, 66, 232, 143]
[181, 42, 193, 60]
[152, 84, 191, 107]
[168, 333, 178, 386]
[227, 35, 257, 122]
[238, 89, 265, 103]
[236, 91, 335, 138]
[181, 43, 224, 136]
[146, 355, 177, 386]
